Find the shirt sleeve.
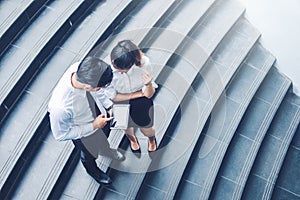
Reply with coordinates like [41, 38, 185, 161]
[49, 108, 94, 141]
[91, 88, 114, 109]
[102, 85, 117, 101]
[142, 81, 158, 93]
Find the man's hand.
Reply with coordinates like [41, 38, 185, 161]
[92, 114, 113, 129]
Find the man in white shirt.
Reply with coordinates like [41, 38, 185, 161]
[48, 56, 124, 185]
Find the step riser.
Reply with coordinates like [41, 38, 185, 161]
[0, 0, 51, 56]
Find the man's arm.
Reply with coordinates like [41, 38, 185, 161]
[49, 109, 112, 141]
[49, 109, 94, 141]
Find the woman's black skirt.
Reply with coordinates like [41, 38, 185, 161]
[127, 97, 154, 128]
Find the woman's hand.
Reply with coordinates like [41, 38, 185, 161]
[142, 71, 153, 86]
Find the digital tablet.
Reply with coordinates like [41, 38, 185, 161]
[110, 104, 130, 130]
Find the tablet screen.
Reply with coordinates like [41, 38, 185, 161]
[111, 104, 130, 129]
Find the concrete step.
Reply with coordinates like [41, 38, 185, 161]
[0, 0, 87, 124]
[8, 129, 72, 200]
[209, 66, 291, 200]
[139, 20, 264, 199]
[272, 121, 300, 199]
[241, 91, 300, 200]
[0, 0, 137, 199]
[87, 0, 187, 63]
[0, 0, 50, 55]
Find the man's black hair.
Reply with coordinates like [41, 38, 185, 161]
[76, 56, 113, 88]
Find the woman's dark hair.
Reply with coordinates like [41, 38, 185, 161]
[110, 40, 142, 70]
[76, 56, 113, 88]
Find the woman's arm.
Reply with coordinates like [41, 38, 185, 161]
[113, 90, 144, 102]
[142, 71, 156, 98]
[143, 82, 155, 98]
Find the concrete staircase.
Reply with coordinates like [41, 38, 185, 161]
[0, 0, 299, 199]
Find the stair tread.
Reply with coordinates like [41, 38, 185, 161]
[0, 0, 84, 114]
[273, 125, 300, 198]
[177, 56, 285, 200]
[139, 22, 265, 199]
[0, 0, 32, 36]
[189, 42, 274, 200]
[12, 131, 67, 199]
[242, 92, 300, 200]
[210, 67, 291, 200]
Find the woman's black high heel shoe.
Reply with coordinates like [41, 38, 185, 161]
[130, 138, 141, 153]
[148, 136, 157, 152]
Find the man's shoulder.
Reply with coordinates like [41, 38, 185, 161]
[66, 62, 80, 74]
[49, 81, 73, 112]
[48, 102, 72, 120]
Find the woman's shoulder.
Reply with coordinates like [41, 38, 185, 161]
[140, 55, 150, 66]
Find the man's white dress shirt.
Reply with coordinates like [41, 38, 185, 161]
[48, 62, 113, 141]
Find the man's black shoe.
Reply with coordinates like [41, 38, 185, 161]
[89, 171, 112, 185]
